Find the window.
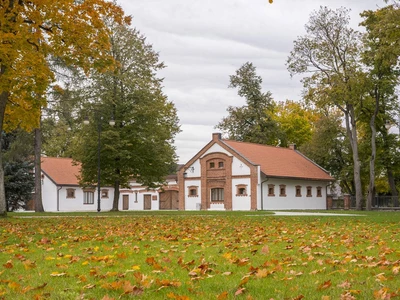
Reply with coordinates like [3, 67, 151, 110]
[210, 162, 215, 169]
[211, 188, 224, 201]
[317, 187, 322, 197]
[218, 161, 224, 168]
[83, 191, 94, 204]
[268, 184, 275, 196]
[295, 186, 302, 197]
[101, 189, 109, 198]
[236, 184, 247, 196]
[188, 186, 198, 197]
[306, 186, 312, 197]
[66, 188, 75, 199]
[279, 185, 286, 197]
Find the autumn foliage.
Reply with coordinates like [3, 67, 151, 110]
[0, 212, 399, 299]
[0, 0, 130, 131]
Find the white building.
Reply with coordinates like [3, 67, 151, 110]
[178, 133, 334, 210]
[41, 157, 178, 212]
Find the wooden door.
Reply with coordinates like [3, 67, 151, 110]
[144, 195, 151, 210]
[123, 195, 129, 210]
[159, 191, 179, 210]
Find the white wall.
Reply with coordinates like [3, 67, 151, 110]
[42, 175, 58, 212]
[57, 186, 114, 212]
[232, 157, 250, 176]
[260, 178, 328, 210]
[232, 178, 251, 210]
[184, 179, 201, 210]
[202, 143, 231, 157]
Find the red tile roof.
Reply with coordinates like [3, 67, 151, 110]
[222, 140, 333, 181]
[41, 157, 81, 185]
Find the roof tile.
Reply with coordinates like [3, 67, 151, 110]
[41, 157, 80, 185]
[222, 140, 333, 181]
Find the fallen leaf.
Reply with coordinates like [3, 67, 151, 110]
[235, 288, 246, 296]
[318, 280, 332, 290]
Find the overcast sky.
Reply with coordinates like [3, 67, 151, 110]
[118, 0, 382, 164]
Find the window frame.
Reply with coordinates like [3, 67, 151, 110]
[295, 185, 302, 197]
[188, 185, 199, 197]
[101, 189, 109, 198]
[236, 184, 248, 197]
[211, 188, 224, 201]
[316, 186, 322, 197]
[83, 191, 94, 205]
[66, 188, 75, 199]
[268, 184, 275, 197]
[306, 186, 312, 197]
[279, 185, 286, 197]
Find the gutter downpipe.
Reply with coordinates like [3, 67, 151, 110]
[57, 186, 62, 212]
[260, 177, 269, 211]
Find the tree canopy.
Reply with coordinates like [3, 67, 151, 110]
[0, 0, 129, 216]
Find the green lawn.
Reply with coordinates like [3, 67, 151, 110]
[1, 211, 399, 299]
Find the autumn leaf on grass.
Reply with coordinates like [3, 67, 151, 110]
[337, 280, 351, 289]
[255, 268, 272, 278]
[261, 245, 270, 254]
[235, 288, 246, 296]
[340, 292, 357, 300]
[122, 281, 143, 296]
[393, 266, 400, 275]
[23, 260, 37, 270]
[50, 272, 67, 277]
[292, 295, 304, 300]
[156, 279, 182, 290]
[375, 273, 388, 282]
[318, 280, 332, 290]
[83, 284, 96, 289]
[373, 287, 395, 299]
[239, 275, 250, 286]
[3, 260, 13, 269]
[101, 296, 115, 300]
[166, 292, 190, 300]
[222, 272, 232, 276]
[39, 237, 51, 244]
[217, 291, 228, 300]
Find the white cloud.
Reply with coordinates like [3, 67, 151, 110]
[118, 0, 382, 163]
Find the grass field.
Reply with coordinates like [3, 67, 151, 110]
[0, 210, 399, 299]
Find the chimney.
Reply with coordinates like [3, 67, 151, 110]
[289, 144, 297, 150]
[212, 133, 221, 141]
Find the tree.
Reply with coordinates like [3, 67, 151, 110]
[4, 160, 34, 211]
[300, 109, 354, 194]
[360, 4, 400, 209]
[287, 7, 367, 210]
[272, 100, 317, 148]
[216, 62, 281, 145]
[75, 23, 180, 211]
[0, 1, 129, 216]
[1, 130, 34, 211]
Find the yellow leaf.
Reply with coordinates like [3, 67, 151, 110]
[50, 272, 67, 277]
[217, 291, 228, 300]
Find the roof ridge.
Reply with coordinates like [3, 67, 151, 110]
[223, 139, 293, 151]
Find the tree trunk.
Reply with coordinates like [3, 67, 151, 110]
[367, 93, 379, 211]
[112, 179, 120, 211]
[0, 91, 7, 217]
[344, 107, 363, 210]
[387, 168, 399, 207]
[34, 127, 44, 212]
